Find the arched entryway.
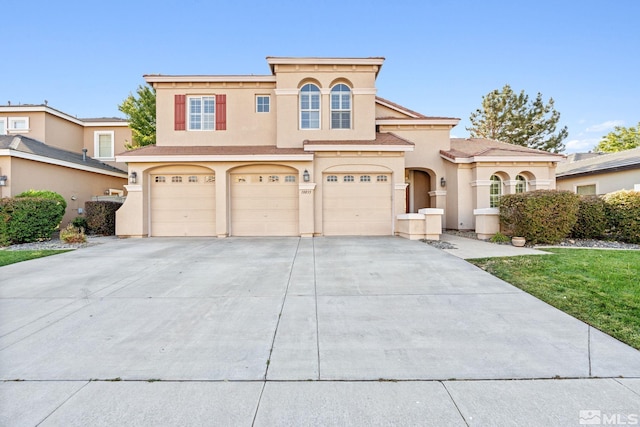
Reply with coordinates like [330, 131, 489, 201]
[405, 169, 433, 213]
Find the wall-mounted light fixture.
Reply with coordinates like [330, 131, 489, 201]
[129, 171, 137, 184]
[440, 177, 446, 187]
[303, 169, 310, 182]
[0, 175, 7, 186]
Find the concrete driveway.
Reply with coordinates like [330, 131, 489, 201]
[1, 237, 639, 426]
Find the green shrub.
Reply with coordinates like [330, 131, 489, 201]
[85, 201, 122, 235]
[60, 224, 87, 243]
[0, 196, 67, 244]
[490, 231, 511, 243]
[499, 190, 580, 244]
[571, 195, 607, 239]
[72, 216, 88, 230]
[603, 190, 640, 244]
[16, 189, 67, 213]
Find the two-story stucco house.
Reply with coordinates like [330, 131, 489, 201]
[0, 104, 130, 224]
[115, 57, 562, 238]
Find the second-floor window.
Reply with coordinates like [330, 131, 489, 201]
[300, 84, 320, 129]
[189, 97, 215, 130]
[0, 118, 6, 135]
[94, 131, 114, 159]
[331, 84, 351, 129]
[256, 95, 270, 113]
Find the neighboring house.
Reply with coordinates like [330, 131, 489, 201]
[556, 147, 640, 195]
[115, 56, 562, 238]
[0, 104, 130, 225]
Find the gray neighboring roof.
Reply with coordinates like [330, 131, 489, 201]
[442, 138, 564, 160]
[556, 147, 640, 179]
[0, 135, 127, 174]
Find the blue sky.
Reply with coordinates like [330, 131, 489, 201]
[3, 0, 638, 153]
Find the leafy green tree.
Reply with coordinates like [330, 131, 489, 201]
[594, 122, 640, 153]
[467, 84, 568, 153]
[118, 85, 156, 149]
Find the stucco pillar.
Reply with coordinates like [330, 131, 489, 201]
[215, 168, 228, 238]
[394, 183, 408, 233]
[474, 208, 500, 240]
[418, 208, 444, 240]
[428, 190, 447, 228]
[116, 184, 146, 237]
[298, 183, 316, 237]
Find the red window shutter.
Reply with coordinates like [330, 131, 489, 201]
[216, 94, 226, 130]
[175, 95, 186, 130]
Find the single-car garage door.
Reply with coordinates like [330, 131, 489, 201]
[323, 173, 392, 235]
[150, 173, 216, 236]
[231, 171, 299, 236]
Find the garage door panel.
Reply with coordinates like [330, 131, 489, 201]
[151, 174, 216, 237]
[231, 173, 299, 236]
[323, 173, 391, 236]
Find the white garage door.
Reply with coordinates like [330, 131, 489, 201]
[231, 172, 299, 236]
[150, 174, 216, 236]
[323, 173, 392, 236]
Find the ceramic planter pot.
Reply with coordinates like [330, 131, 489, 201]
[512, 237, 526, 247]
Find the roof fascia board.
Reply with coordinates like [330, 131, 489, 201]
[304, 144, 414, 152]
[144, 75, 276, 84]
[376, 118, 460, 126]
[1, 149, 127, 177]
[115, 154, 314, 163]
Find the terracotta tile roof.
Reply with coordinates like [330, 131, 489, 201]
[556, 147, 640, 178]
[375, 96, 460, 120]
[118, 145, 307, 157]
[442, 138, 564, 160]
[0, 135, 127, 173]
[303, 132, 414, 146]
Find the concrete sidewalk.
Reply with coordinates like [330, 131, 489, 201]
[1, 237, 639, 426]
[440, 233, 551, 259]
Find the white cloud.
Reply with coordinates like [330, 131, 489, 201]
[565, 138, 599, 153]
[586, 120, 624, 132]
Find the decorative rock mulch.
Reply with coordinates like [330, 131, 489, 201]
[1, 236, 117, 251]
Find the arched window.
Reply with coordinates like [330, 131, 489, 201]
[330, 84, 351, 129]
[515, 175, 527, 193]
[300, 84, 320, 129]
[490, 175, 502, 208]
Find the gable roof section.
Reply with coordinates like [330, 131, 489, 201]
[0, 135, 127, 177]
[303, 132, 414, 152]
[556, 147, 640, 179]
[375, 97, 459, 126]
[441, 138, 564, 163]
[0, 104, 129, 127]
[116, 145, 312, 162]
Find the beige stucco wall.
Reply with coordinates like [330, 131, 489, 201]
[44, 113, 84, 152]
[2, 157, 127, 226]
[272, 64, 378, 147]
[556, 169, 640, 195]
[153, 82, 278, 147]
[83, 125, 131, 170]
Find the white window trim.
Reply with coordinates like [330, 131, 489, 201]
[0, 117, 6, 135]
[256, 95, 270, 113]
[299, 84, 321, 130]
[575, 183, 598, 195]
[330, 84, 352, 130]
[187, 96, 216, 131]
[94, 130, 115, 159]
[7, 117, 30, 133]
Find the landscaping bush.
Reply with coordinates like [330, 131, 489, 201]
[499, 190, 580, 244]
[72, 216, 88, 230]
[571, 195, 607, 239]
[603, 190, 640, 244]
[60, 224, 87, 243]
[0, 196, 66, 244]
[16, 189, 67, 213]
[85, 201, 122, 235]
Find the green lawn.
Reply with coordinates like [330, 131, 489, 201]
[469, 248, 640, 350]
[0, 250, 71, 267]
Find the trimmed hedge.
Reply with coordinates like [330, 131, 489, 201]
[16, 189, 67, 212]
[0, 196, 66, 244]
[603, 190, 640, 244]
[499, 190, 580, 244]
[85, 201, 122, 235]
[571, 195, 607, 239]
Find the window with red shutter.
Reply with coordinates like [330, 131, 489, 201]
[215, 94, 226, 130]
[175, 95, 186, 130]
